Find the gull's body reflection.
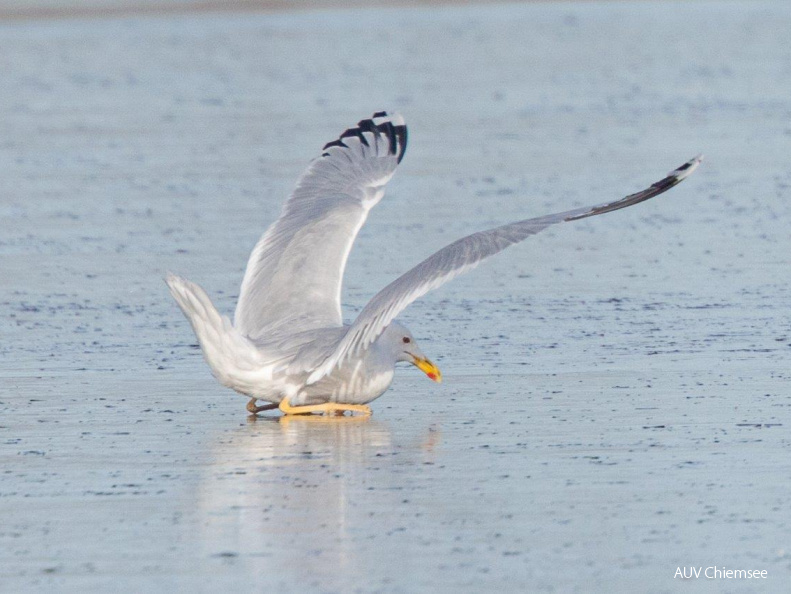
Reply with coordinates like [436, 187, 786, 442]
[194, 415, 437, 589]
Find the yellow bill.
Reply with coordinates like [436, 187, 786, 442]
[413, 357, 442, 383]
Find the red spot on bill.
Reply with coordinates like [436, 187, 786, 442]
[427, 372, 437, 381]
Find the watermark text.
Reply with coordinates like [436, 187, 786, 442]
[675, 567, 767, 579]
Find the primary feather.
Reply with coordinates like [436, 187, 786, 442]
[234, 113, 407, 340]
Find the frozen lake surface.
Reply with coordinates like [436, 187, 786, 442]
[2, 1, 791, 591]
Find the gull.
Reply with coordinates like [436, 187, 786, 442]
[167, 112, 700, 416]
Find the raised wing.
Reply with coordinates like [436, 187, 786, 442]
[306, 155, 702, 384]
[234, 112, 408, 341]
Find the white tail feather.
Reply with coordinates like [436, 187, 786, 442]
[166, 274, 264, 387]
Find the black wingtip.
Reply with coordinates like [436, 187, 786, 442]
[393, 121, 408, 164]
[321, 138, 348, 151]
[565, 155, 702, 222]
[321, 112, 408, 163]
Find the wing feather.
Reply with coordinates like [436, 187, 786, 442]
[306, 155, 702, 384]
[234, 112, 407, 340]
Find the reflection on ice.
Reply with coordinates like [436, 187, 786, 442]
[194, 415, 437, 587]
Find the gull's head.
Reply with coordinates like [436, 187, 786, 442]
[381, 322, 442, 383]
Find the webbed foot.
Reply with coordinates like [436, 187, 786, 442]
[278, 397, 372, 417]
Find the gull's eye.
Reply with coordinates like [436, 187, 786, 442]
[402, 337, 411, 344]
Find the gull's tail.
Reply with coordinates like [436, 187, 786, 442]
[165, 274, 262, 388]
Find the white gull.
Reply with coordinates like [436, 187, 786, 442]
[167, 112, 701, 416]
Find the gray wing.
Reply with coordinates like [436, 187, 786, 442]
[234, 112, 407, 340]
[306, 154, 702, 384]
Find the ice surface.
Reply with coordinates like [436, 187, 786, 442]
[1, 1, 790, 592]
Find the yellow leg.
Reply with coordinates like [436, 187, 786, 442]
[247, 398, 279, 414]
[278, 396, 372, 417]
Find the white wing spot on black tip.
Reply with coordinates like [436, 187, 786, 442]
[383, 123, 397, 156]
